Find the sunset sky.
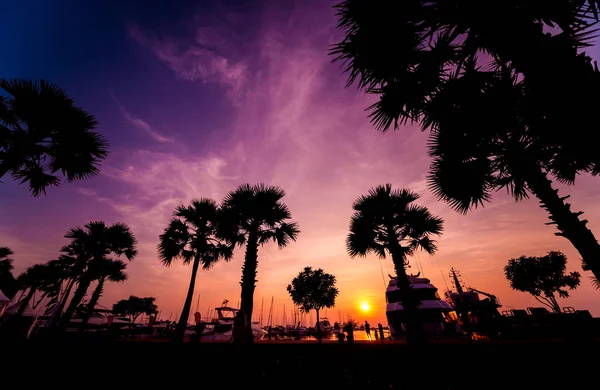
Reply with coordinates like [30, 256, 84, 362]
[2, 0, 600, 324]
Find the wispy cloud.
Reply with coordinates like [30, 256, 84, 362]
[128, 24, 248, 100]
[110, 92, 174, 143]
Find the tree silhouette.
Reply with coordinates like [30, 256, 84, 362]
[45, 254, 86, 326]
[13, 264, 49, 316]
[0, 79, 109, 196]
[287, 267, 338, 344]
[57, 221, 137, 332]
[504, 251, 580, 313]
[347, 185, 443, 344]
[0, 247, 14, 275]
[219, 184, 300, 343]
[78, 259, 128, 331]
[330, 0, 600, 283]
[112, 296, 158, 324]
[159, 199, 233, 343]
[0, 247, 17, 298]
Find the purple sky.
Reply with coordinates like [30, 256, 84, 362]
[2, 0, 600, 323]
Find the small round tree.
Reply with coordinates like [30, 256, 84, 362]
[504, 251, 581, 313]
[287, 267, 338, 344]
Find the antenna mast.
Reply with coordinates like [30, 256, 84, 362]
[449, 268, 465, 294]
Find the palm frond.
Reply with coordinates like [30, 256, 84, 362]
[0, 78, 109, 196]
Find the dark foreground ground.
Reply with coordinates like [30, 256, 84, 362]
[2, 339, 597, 389]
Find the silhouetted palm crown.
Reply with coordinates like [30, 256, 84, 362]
[219, 184, 300, 247]
[158, 198, 233, 268]
[347, 185, 443, 263]
[66, 221, 137, 263]
[89, 258, 128, 283]
[0, 247, 14, 274]
[0, 79, 109, 196]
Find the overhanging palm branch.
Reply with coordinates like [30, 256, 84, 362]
[0, 79, 109, 196]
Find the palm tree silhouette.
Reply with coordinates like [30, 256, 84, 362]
[0, 247, 14, 275]
[78, 259, 128, 331]
[44, 254, 86, 327]
[57, 221, 137, 332]
[158, 199, 233, 343]
[14, 264, 49, 316]
[0, 79, 109, 196]
[346, 185, 443, 344]
[219, 184, 300, 343]
[330, 1, 600, 281]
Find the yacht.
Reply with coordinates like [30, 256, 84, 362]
[310, 317, 333, 338]
[200, 306, 267, 341]
[385, 273, 453, 339]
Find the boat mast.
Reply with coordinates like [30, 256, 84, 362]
[282, 304, 286, 327]
[450, 268, 464, 294]
[267, 296, 274, 327]
[259, 297, 264, 328]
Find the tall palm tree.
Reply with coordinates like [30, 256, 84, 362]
[0, 79, 109, 196]
[45, 254, 85, 326]
[219, 184, 300, 343]
[330, 1, 600, 281]
[57, 221, 137, 331]
[158, 199, 234, 343]
[346, 185, 443, 344]
[78, 259, 128, 331]
[13, 264, 49, 316]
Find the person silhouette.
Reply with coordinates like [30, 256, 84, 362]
[378, 323, 385, 340]
[364, 321, 371, 340]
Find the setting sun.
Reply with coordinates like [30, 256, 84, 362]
[360, 301, 371, 312]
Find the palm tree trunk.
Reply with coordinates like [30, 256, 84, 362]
[238, 231, 259, 344]
[57, 273, 93, 331]
[524, 166, 600, 280]
[47, 278, 75, 329]
[16, 288, 36, 316]
[78, 278, 105, 332]
[316, 308, 322, 344]
[173, 253, 201, 343]
[387, 230, 423, 345]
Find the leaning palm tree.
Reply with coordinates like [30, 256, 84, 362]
[56, 221, 137, 331]
[0, 247, 14, 275]
[347, 185, 443, 344]
[13, 264, 49, 316]
[158, 199, 234, 343]
[0, 79, 109, 196]
[219, 184, 300, 343]
[45, 254, 85, 326]
[330, 1, 600, 281]
[78, 259, 128, 331]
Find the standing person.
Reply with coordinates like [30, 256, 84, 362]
[374, 328, 379, 340]
[378, 323, 385, 340]
[193, 312, 204, 343]
[364, 321, 371, 340]
[233, 309, 247, 344]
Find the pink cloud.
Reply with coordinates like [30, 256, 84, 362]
[110, 92, 174, 143]
[128, 24, 248, 100]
